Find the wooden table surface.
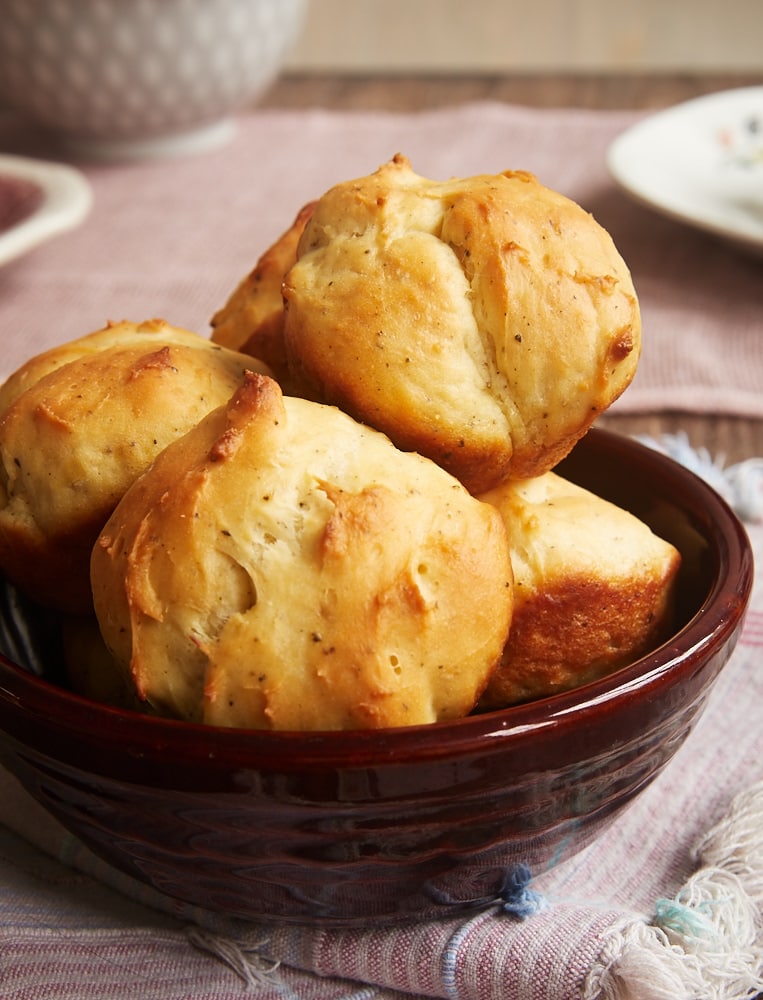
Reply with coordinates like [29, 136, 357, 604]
[262, 72, 763, 465]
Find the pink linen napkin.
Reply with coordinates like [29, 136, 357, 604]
[0, 100, 761, 418]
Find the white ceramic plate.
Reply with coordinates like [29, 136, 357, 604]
[607, 86, 763, 253]
[0, 154, 92, 266]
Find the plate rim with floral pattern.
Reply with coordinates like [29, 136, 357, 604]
[0, 154, 92, 267]
[607, 86, 763, 253]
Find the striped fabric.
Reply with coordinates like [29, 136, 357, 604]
[0, 102, 760, 421]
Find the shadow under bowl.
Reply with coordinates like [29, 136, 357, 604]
[0, 429, 753, 925]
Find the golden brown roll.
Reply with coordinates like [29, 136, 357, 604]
[0, 319, 267, 613]
[210, 201, 315, 384]
[91, 372, 513, 731]
[282, 155, 641, 493]
[478, 470, 681, 708]
[0, 317, 236, 413]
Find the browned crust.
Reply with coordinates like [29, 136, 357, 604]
[280, 157, 640, 493]
[210, 201, 316, 383]
[480, 557, 681, 708]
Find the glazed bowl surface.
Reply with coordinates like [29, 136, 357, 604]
[0, 429, 752, 926]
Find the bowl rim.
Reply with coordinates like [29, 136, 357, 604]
[0, 428, 753, 768]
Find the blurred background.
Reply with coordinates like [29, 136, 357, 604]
[287, 0, 761, 74]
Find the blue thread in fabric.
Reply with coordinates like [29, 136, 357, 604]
[440, 866, 546, 999]
[498, 862, 547, 918]
[654, 897, 716, 940]
[441, 908, 494, 1000]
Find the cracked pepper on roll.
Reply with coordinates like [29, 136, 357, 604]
[0, 319, 268, 613]
[90, 372, 513, 730]
[280, 155, 641, 494]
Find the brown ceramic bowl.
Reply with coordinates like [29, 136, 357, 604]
[0, 429, 752, 926]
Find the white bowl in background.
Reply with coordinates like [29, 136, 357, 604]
[0, 0, 307, 160]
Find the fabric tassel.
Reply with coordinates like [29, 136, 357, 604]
[585, 782, 763, 1000]
[186, 927, 282, 990]
[693, 781, 763, 900]
[497, 862, 548, 918]
[584, 919, 708, 1000]
[637, 432, 763, 522]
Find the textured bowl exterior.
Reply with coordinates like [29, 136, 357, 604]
[0, 430, 753, 925]
[0, 0, 306, 146]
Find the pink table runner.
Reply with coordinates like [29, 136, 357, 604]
[0, 101, 761, 416]
[0, 101, 762, 999]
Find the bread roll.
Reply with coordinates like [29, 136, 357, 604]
[91, 372, 513, 730]
[0, 317, 237, 413]
[478, 471, 681, 708]
[0, 319, 266, 613]
[210, 201, 315, 384]
[282, 155, 640, 493]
